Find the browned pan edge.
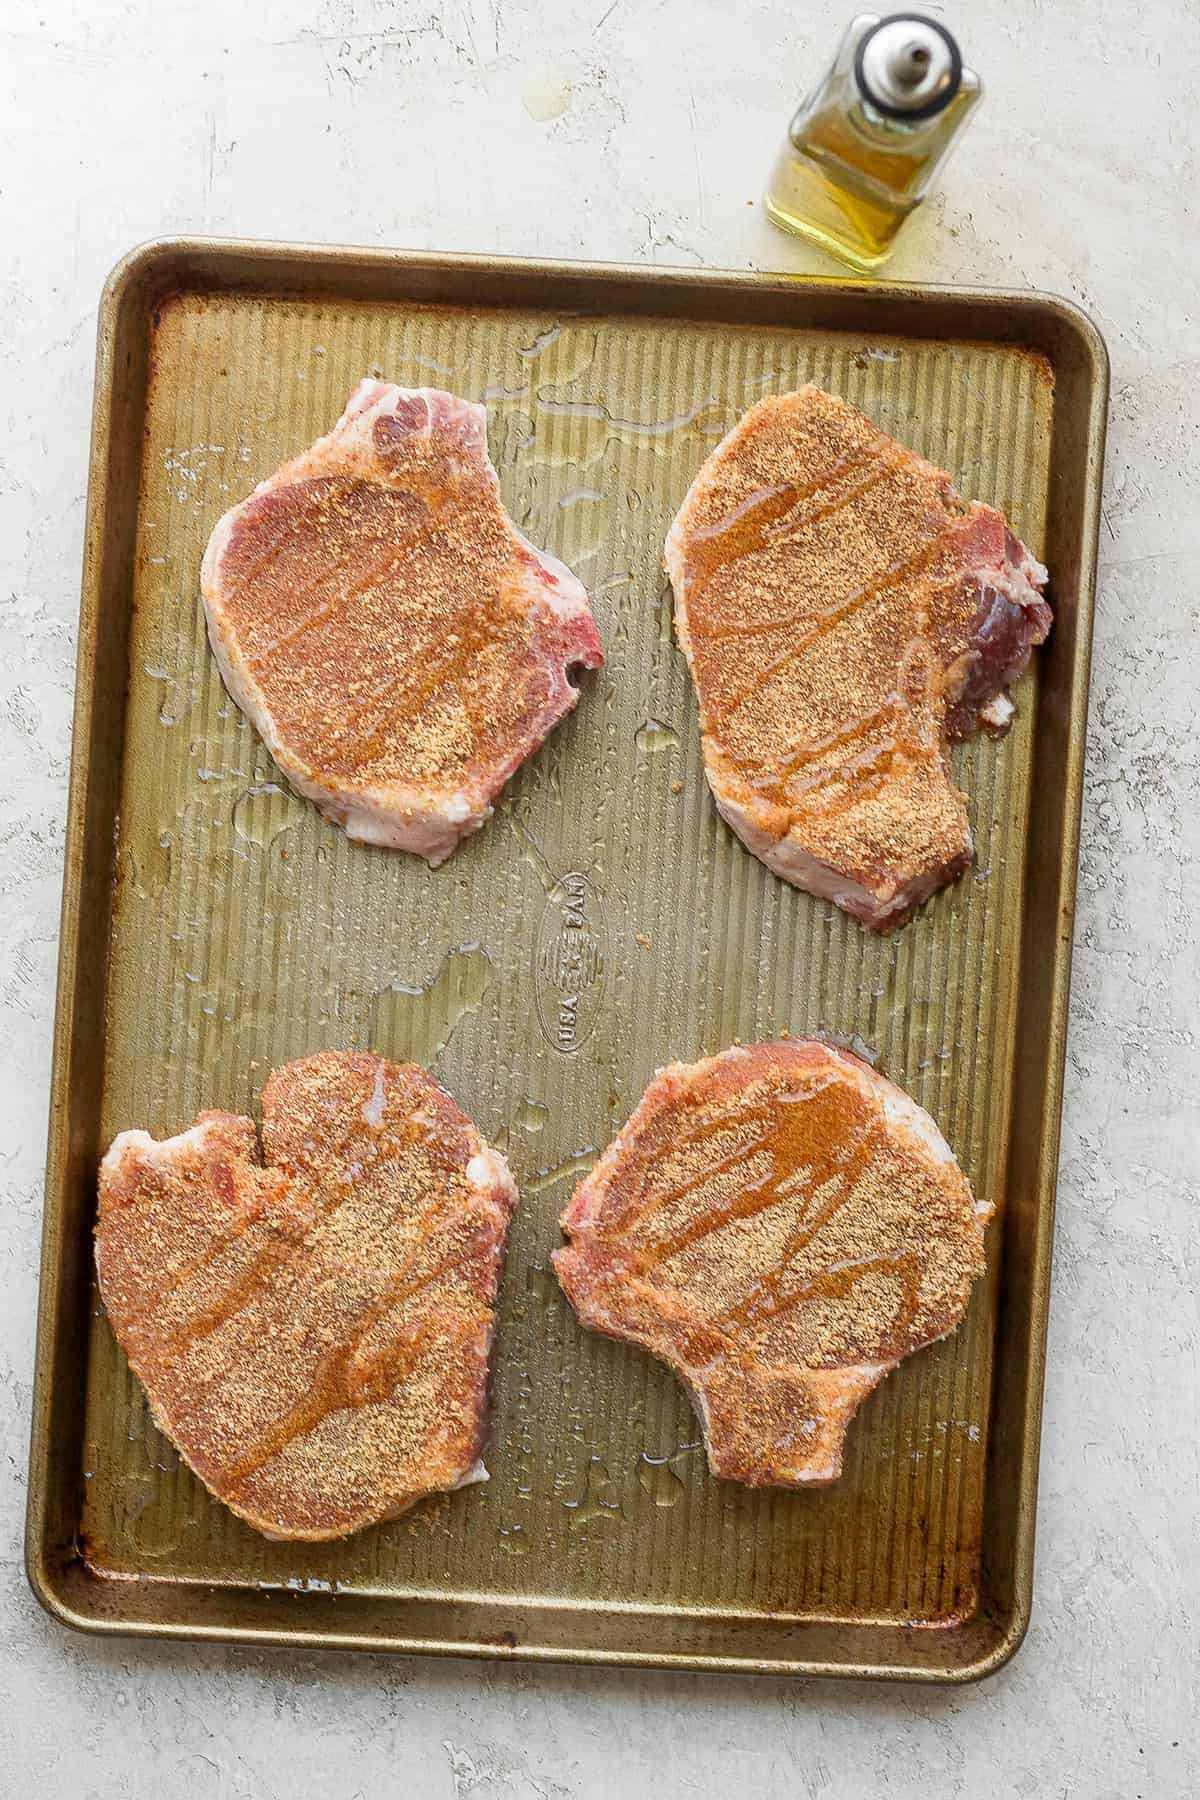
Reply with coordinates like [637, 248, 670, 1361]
[26, 238, 1108, 1679]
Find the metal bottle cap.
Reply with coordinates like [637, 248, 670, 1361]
[855, 13, 963, 121]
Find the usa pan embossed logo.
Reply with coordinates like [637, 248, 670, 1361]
[535, 872, 606, 1054]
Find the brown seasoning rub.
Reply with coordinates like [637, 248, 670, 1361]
[555, 1040, 990, 1486]
[96, 1052, 517, 1540]
[665, 386, 1051, 927]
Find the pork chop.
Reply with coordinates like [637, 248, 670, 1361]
[96, 1051, 517, 1540]
[202, 381, 603, 864]
[554, 1040, 990, 1486]
[665, 386, 1051, 928]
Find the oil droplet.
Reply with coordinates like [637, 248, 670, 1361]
[507, 411, 536, 454]
[401, 352, 455, 379]
[231, 781, 307, 849]
[498, 1522, 531, 1555]
[821, 1029, 879, 1066]
[564, 1456, 624, 1530]
[514, 1097, 549, 1134]
[554, 524, 607, 569]
[525, 1264, 558, 1301]
[144, 664, 191, 727]
[123, 827, 173, 901]
[504, 814, 556, 895]
[635, 718, 679, 757]
[658, 580, 677, 645]
[532, 395, 729, 470]
[482, 378, 530, 403]
[678, 399, 732, 443]
[528, 1147, 596, 1195]
[521, 66, 572, 123]
[373, 943, 494, 1067]
[124, 1483, 154, 1524]
[126, 1488, 182, 1558]
[637, 1454, 685, 1509]
[525, 330, 599, 393]
[519, 324, 561, 360]
[743, 367, 782, 394]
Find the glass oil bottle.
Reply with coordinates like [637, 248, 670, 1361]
[765, 13, 982, 273]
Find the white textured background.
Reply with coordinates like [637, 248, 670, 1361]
[2, 2, 1197, 1793]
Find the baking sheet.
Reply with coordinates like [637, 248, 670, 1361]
[27, 241, 1107, 1678]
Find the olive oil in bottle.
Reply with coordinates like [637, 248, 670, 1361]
[765, 13, 981, 272]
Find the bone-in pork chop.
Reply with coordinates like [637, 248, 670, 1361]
[665, 387, 1050, 928]
[96, 1052, 517, 1540]
[202, 382, 603, 864]
[555, 1040, 990, 1486]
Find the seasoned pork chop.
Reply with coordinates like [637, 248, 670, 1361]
[96, 1052, 517, 1540]
[202, 381, 603, 864]
[555, 1041, 990, 1486]
[665, 387, 1050, 928]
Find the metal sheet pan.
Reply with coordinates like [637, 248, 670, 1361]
[26, 240, 1107, 1679]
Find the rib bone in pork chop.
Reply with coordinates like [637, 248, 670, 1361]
[665, 387, 1051, 928]
[555, 1041, 990, 1486]
[202, 382, 603, 864]
[96, 1052, 517, 1540]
